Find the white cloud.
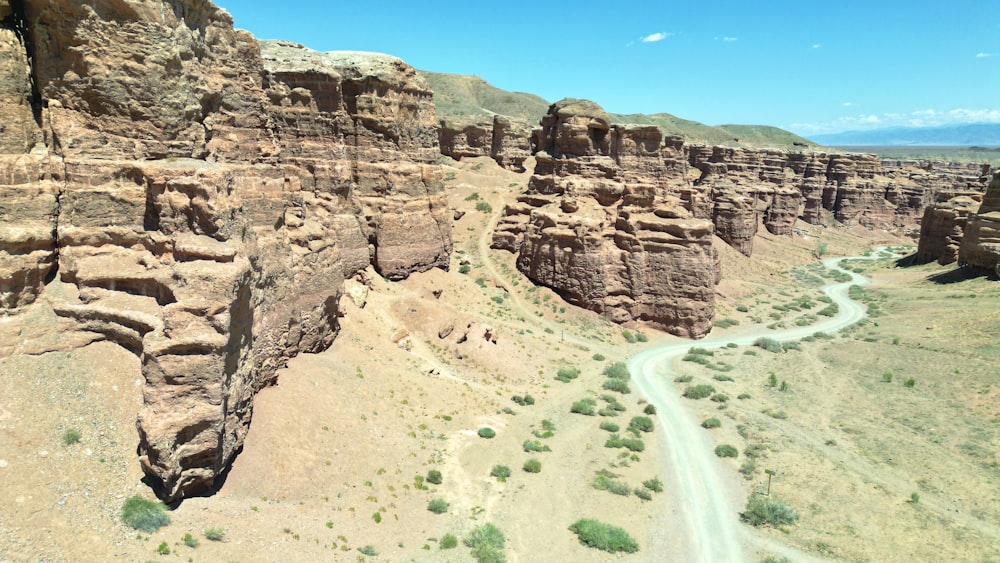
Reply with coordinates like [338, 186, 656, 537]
[790, 107, 1000, 135]
[640, 32, 671, 43]
[812, 44, 822, 49]
[841, 102, 853, 107]
[976, 52, 996, 58]
[723, 36, 738, 42]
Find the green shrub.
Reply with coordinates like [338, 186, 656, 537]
[642, 478, 663, 493]
[428, 499, 449, 514]
[736, 304, 750, 312]
[713, 374, 734, 382]
[523, 440, 551, 453]
[490, 465, 511, 481]
[156, 541, 170, 555]
[701, 417, 721, 429]
[904, 378, 916, 388]
[634, 487, 652, 501]
[466, 192, 481, 201]
[674, 375, 693, 383]
[568, 519, 639, 553]
[600, 421, 620, 432]
[440, 533, 458, 549]
[121, 495, 170, 533]
[427, 469, 443, 485]
[592, 474, 631, 496]
[741, 496, 799, 527]
[710, 393, 729, 403]
[737, 393, 751, 399]
[62, 428, 81, 445]
[475, 201, 493, 213]
[464, 523, 505, 563]
[556, 366, 581, 382]
[629, 416, 654, 433]
[182, 533, 199, 548]
[203, 527, 225, 542]
[715, 445, 739, 458]
[603, 378, 631, 394]
[621, 330, 637, 343]
[459, 264, 471, 274]
[603, 362, 629, 379]
[754, 337, 783, 353]
[882, 371, 894, 383]
[682, 384, 715, 399]
[643, 404, 656, 415]
[621, 438, 645, 452]
[592, 353, 606, 361]
[571, 398, 596, 415]
[523, 458, 542, 473]
[358, 545, 378, 556]
[635, 332, 648, 342]
[478, 427, 496, 439]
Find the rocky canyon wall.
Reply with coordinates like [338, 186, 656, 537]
[0, 1, 451, 501]
[958, 173, 1000, 275]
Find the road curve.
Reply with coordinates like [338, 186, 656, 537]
[629, 252, 889, 562]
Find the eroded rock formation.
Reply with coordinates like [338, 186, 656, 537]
[915, 193, 981, 265]
[959, 173, 1000, 275]
[0, 2, 450, 501]
[494, 99, 719, 338]
[438, 114, 532, 171]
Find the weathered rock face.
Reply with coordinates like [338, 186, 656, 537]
[959, 173, 1000, 274]
[495, 99, 719, 338]
[438, 114, 532, 172]
[915, 193, 981, 265]
[0, 2, 450, 501]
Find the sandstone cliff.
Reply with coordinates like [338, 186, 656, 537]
[494, 99, 719, 338]
[959, 173, 1000, 275]
[915, 193, 981, 265]
[0, 1, 450, 501]
[438, 114, 532, 172]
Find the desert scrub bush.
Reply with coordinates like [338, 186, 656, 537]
[593, 474, 631, 496]
[428, 499, 449, 514]
[754, 337, 783, 353]
[533, 418, 555, 438]
[555, 366, 581, 382]
[203, 527, 225, 541]
[458, 263, 471, 274]
[739, 458, 757, 479]
[634, 487, 652, 501]
[643, 403, 656, 415]
[603, 362, 629, 379]
[156, 541, 170, 555]
[882, 371, 894, 383]
[736, 304, 750, 312]
[511, 394, 534, 406]
[523, 458, 542, 473]
[475, 201, 493, 213]
[182, 532, 199, 548]
[713, 374, 734, 382]
[635, 332, 648, 342]
[621, 438, 645, 452]
[427, 469, 443, 485]
[490, 465, 511, 481]
[737, 392, 751, 399]
[683, 353, 712, 366]
[358, 545, 378, 556]
[440, 533, 458, 549]
[682, 384, 715, 399]
[62, 428, 81, 445]
[570, 398, 596, 416]
[781, 341, 801, 352]
[478, 426, 496, 439]
[904, 378, 916, 388]
[629, 416, 654, 433]
[465, 191, 480, 201]
[522, 440, 551, 453]
[464, 523, 505, 563]
[642, 478, 663, 493]
[121, 495, 170, 533]
[600, 421, 620, 432]
[710, 393, 729, 403]
[674, 375, 693, 383]
[602, 378, 631, 394]
[715, 444, 739, 458]
[621, 329, 637, 343]
[568, 519, 639, 554]
[741, 496, 799, 527]
[701, 417, 721, 429]
[715, 318, 739, 328]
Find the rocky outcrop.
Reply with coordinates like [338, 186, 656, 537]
[959, 173, 1000, 275]
[495, 99, 719, 338]
[915, 194, 981, 264]
[438, 114, 532, 171]
[0, 2, 450, 501]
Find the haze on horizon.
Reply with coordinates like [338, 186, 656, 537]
[215, 0, 1000, 137]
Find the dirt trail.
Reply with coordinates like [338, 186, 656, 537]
[628, 252, 894, 562]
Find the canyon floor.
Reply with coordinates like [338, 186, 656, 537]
[1, 156, 998, 562]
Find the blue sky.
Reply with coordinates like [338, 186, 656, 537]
[214, 0, 1000, 136]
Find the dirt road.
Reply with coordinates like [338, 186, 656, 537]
[629, 254, 886, 562]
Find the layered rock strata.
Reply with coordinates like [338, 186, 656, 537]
[915, 193, 982, 265]
[959, 173, 1000, 275]
[438, 114, 532, 171]
[494, 99, 719, 338]
[1, 2, 450, 501]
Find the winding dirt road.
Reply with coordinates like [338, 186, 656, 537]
[629, 254, 883, 562]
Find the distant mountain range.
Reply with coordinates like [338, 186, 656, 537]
[808, 124, 1000, 147]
